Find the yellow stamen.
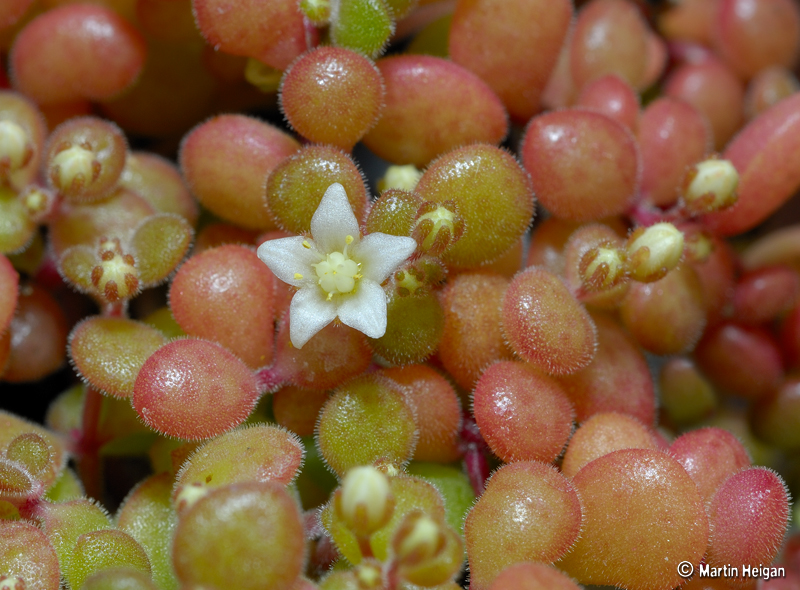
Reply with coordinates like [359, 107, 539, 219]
[345, 235, 354, 245]
[294, 273, 303, 279]
[302, 240, 311, 249]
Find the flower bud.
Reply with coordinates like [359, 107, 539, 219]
[625, 222, 684, 283]
[682, 226, 714, 263]
[90, 237, 140, 302]
[49, 142, 101, 195]
[245, 58, 283, 93]
[0, 576, 26, 590]
[682, 157, 739, 215]
[18, 185, 55, 223]
[412, 201, 466, 257]
[0, 120, 33, 180]
[354, 560, 383, 589]
[579, 245, 627, 291]
[378, 165, 422, 192]
[391, 511, 464, 587]
[335, 465, 394, 537]
[394, 263, 425, 297]
[174, 482, 209, 514]
[300, 0, 331, 24]
[393, 511, 445, 566]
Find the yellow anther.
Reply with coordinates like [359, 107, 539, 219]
[294, 273, 303, 279]
[302, 240, 311, 249]
[345, 235, 354, 245]
[327, 292, 333, 301]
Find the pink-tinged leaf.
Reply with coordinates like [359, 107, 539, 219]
[705, 93, 800, 236]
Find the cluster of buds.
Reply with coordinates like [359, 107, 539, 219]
[579, 222, 687, 293]
[331, 465, 464, 588]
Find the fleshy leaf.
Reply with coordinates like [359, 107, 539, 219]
[58, 245, 97, 292]
[130, 213, 193, 287]
[331, 0, 394, 59]
[69, 317, 167, 399]
[175, 424, 305, 493]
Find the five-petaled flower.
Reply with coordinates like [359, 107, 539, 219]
[257, 183, 418, 348]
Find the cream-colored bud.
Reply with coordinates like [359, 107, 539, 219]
[682, 158, 739, 215]
[19, 186, 54, 222]
[50, 144, 100, 193]
[336, 465, 394, 537]
[682, 228, 714, 263]
[175, 482, 209, 513]
[378, 165, 422, 192]
[392, 512, 445, 566]
[245, 59, 283, 93]
[355, 561, 383, 589]
[580, 246, 627, 291]
[0, 576, 25, 590]
[91, 245, 139, 303]
[625, 222, 684, 283]
[0, 120, 32, 173]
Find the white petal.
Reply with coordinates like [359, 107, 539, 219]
[257, 236, 321, 287]
[289, 287, 338, 348]
[310, 183, 360, 253]
[337, 279, 388, 339]
[354, 233, 418, 283]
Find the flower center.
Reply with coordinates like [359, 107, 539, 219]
[313, 235, 362, 300]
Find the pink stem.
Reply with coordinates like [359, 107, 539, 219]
[459, 411, 490, 496]
[78, 386, 104, 501]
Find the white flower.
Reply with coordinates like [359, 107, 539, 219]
[257, 183, 418, 349]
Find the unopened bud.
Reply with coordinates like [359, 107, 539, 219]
[625, 222, 684, 283]
[392, 511, 446, 567]
[50, 142, 101, 195]
[18, 186, 55, 222]
[90, 237, 139, 302]
[0, 576, 26, 590]
[378, 165, 422, 193]
[0, 120, 33, 179]
[354, 560, 383, 589]
[682, 157, 739, 215]
[245, 59, 283, 93]
[412, 201, 465, 257]
[579, 245, 627, 291]
[175, 482, 209, 513]
[335, 465, 394, 537]
[394, 264, 426, 297]
[682, 227, 714, 263]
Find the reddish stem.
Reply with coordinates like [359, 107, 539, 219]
[76, 300, 125, 501]
[384, 559, 401, 590]
[78, 385, 104, 501]
[627, 201, 685, 227]
[459, 410, 490, 496]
